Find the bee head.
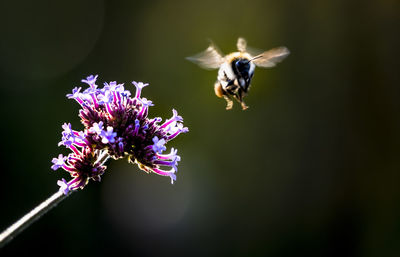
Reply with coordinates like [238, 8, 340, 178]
[234, 59, 250, 73]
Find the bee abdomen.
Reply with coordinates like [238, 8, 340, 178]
[214, 82, 225, 98]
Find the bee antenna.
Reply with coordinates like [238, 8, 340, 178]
[246, 55, 263, 63]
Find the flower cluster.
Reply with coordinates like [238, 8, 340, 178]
[51, 75, 188, 194]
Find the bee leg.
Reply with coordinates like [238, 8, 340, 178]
[240, 101, 249, 110]
[234, 90, 249, 110]
[215, 82, 234, 110]
[223, 95, 234, 110]
[239, 92, 249, 110]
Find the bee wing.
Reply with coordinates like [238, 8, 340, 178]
[186, 42, 224, 70]
[237, 37, 247, 52]
[252, 47, 290, 68]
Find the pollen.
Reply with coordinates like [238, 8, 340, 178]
[214, 82, 224, 98]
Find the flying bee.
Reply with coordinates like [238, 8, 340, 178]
[186, 38, 290, 110]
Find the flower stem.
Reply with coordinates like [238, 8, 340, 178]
[0, 154, 110, 248]
[0, 189, 74, 248]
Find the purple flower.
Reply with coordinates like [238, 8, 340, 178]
[97, 90, 113, 105]
[139, 97, 153, 107]
[51, 154, 66, 170]
[133, 119, 140, 136]
[132, 81, 149, 99]
[57, 178, 70, 195]
[157, 147, 178, 160]
[66, 87, 82, 100]
[152, 136, 166, 154]
[120, 89, 131, 98]
[58, 132, 75, 147]
[89, 122, 104, 135]
[166, 122, 190, 140]
[152, 167, 177, 184]
[100, 126, 117, 144]
[81, 75, 98, 88]
[61, 123, 73, 136]
[52, 75, 188, 194]
[160, 109, 183, 129]
[58, 123, 86, 148]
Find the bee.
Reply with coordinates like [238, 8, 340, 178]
[186, 38, 290, 110]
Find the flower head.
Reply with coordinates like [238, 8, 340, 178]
[52, 75, 188, 194]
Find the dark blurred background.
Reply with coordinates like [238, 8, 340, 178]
[0, 0, 399, 256]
